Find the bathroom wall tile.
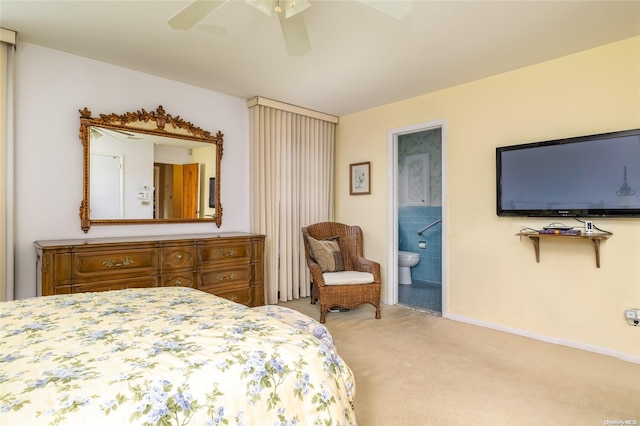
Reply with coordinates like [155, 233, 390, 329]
[398, 205, 442, 283]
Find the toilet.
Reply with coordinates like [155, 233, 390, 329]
[398, 251, 420, 285]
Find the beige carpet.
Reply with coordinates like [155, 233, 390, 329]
[279, 298, 640, 425]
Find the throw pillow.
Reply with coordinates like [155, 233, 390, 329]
[305, 235, 345, 272]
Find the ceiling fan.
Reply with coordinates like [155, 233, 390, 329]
[90, 127, 141, 141]
[167, 0, 412, 56]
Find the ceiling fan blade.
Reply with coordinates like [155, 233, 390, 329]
[167, 0, 227, 30]
[198, 24, 227, 36]
[355, 0, 412, 20]
[278, 12, 311, 56]
[92, 127, 139, 140]
[112, 129, 137, 138]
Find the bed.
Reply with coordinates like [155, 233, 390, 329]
[0, 287, 356, 425]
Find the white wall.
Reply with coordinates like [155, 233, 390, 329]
[14, 42, 250, 299]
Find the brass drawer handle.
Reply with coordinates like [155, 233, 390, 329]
[102, 257, 135, 268]
[175, 254, 183, 261]
[216, 272, 237, 281]
[174, 279, 182, 286]
[215, 249, 237, 258]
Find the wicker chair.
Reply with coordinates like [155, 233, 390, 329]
[301, 222, 381, 323]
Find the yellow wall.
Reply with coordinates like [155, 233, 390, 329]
[335, 37, 640, 358]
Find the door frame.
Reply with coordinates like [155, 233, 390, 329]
[386, 119, 448, 316]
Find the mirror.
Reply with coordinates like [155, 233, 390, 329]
[79, 105, 223, 233]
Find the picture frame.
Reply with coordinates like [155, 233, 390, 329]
[350, 162, 371, 195]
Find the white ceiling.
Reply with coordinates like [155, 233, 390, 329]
[2, 1, 639, 117]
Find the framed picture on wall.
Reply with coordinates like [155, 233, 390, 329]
[350, 162, 371, 195]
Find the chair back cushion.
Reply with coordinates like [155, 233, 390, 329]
[304, 235, 345, 272]
[322, 271, 374, 285]
[303, 222, 363, 271]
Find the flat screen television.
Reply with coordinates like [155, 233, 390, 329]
[496, 128, 640, 217]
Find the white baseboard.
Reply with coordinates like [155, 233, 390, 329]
[445, 313, 640, 364]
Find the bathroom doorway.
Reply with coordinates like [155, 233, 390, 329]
[387, 120, 447, 315]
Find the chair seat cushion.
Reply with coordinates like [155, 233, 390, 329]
[323, 271, 374, 285]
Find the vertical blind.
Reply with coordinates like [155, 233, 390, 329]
[248, 97, 337, 304]
[1, 28, 16, 301]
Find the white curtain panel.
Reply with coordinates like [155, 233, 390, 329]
[1, 28, 16, 301]
[249, 99, 336, 304]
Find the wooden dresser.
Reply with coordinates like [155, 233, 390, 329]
[34, 233, 265, 307]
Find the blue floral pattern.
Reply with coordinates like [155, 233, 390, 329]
[0, 287, 356, 425]
[252, 305, 337, 351]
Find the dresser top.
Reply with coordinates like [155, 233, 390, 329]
[34, 232, 265, 248]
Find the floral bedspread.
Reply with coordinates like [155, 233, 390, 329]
[0, 287, 356, 425]
[251, 305, 336, 351]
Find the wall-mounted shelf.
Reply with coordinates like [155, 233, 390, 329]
[516, 232, 612, 268]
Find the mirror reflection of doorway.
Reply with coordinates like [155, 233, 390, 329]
[90, 153, 123, 219]
[182, 163, 199, 218]
[154, 163, 200, 219]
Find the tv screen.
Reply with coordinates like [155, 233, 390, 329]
[496, 129, 640, 217]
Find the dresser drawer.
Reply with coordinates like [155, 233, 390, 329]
[72, 276, 158, 293]
[50, 285, 73, 295]
[72, 247, 158, 279]
[199, 240, 250, 266]
[160, 272, 195, 288]
[209, 285, 253, 306]
[197, 267, 251, 291]
[161, 244, 196, 271]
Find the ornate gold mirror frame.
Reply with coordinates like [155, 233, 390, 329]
[79, 105, 223, 233]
